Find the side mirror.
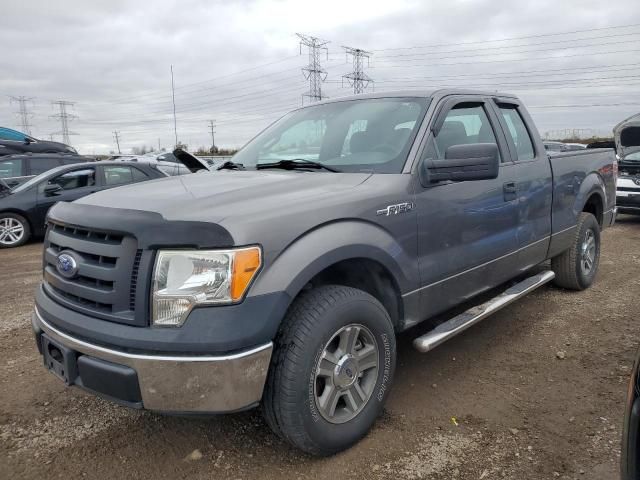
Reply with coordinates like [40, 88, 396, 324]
[44, 183, 62, 196]
[425, 143, 499, 183]
[24, 137, 33, 145]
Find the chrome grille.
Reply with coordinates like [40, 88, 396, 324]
[43, 221, 143, 326]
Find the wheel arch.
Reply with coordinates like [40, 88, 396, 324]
[574, 172, 606, 227]
[0, 208, 33, 230]
[250, 220, 417, 330]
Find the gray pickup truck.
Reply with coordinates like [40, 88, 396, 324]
[32, 89, 616, 455]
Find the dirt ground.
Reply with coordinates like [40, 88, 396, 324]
[0, 216, 638, 480]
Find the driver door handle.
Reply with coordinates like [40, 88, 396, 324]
[503, 182, 517, 201]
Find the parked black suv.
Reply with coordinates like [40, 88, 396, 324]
[0, 127, 77, 156]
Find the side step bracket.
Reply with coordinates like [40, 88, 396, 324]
[413, 270, 555, 353]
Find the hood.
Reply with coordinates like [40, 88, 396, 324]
[77, 170, 371, 224]
[614, 113, 640, 159]
[172, 148, 211, 172]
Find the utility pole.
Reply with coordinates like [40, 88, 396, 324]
[113, 131, 121, 154]
[50, 100, 77, 145]
[296, 33, 329, 104]
[208, 120, 216, 152]
[342, 46, 373, 94]
[171, 65, 178, 148]
[10, 96, 34, 135]
[158, 138, 161, 151]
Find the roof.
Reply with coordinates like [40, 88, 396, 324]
[0, 153, 90, 160]
[307, 88, 519, 107]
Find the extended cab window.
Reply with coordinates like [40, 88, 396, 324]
[48, 168, 96, 190]
[498, 105, 535, 161]
[424, 104, 501, 161]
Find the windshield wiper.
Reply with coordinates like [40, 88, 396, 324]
[256, 159, 340, 172]
[216, 160, 245, 171]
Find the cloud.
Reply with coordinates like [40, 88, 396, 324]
[1, 0, 639, 153]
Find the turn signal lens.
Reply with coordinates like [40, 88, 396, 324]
[231, 247, 262, 301]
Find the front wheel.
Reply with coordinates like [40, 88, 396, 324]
[0, 213, 30, 248]
[262, 285, 396, 456]
[551, 212, 601, 290]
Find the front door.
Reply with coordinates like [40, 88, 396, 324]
[33, 166, 99, 229]
[413, 98, 520, 319]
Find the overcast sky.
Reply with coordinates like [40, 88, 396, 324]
[2, 0, 640, 154]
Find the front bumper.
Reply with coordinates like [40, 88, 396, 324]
[33, 308, 273, 413]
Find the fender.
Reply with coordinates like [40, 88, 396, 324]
[573, 171, 606, 222]
[548, 171, 606, 259]
[250, 220, 418, 300]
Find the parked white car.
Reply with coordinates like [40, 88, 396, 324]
[109, 152, 200, 176]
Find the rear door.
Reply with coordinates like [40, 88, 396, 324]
[33, 166, 98, 228]
[492, 99, 552, 271]
[413, 96, 520, 317]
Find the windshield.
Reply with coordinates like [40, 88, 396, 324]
[232, 97, 429, 173]
[624, 151, 640, 162]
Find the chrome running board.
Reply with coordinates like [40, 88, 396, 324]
[413, 270, 555, 353]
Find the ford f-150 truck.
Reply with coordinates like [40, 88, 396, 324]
[31, 89, 617, 456]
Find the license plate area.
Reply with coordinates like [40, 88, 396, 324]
[42, 334, 78, 385]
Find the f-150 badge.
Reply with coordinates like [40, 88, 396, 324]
[376, 202, 414, 216]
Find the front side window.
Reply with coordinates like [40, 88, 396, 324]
[498, 105, 535, 161]
[0, 158, 23, 178]
[48, 168, 95, 190]
[232, 97, 429, 173]
[424, 104, 499, 161]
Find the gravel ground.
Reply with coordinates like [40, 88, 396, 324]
[1, 216, 638, 479]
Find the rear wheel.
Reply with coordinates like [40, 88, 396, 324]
[551, 212, 600, 290]
[262, 285, 396, 456]
[0, 213, 30, 248]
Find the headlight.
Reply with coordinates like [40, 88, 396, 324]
[151, 247, 262, 326]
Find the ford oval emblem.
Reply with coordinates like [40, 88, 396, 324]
[56, 252, 78, 279]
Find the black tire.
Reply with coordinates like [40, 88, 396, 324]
[262, 285, 396, 456]
[551, 212, 600, 290]
[0, 212, 31, 248]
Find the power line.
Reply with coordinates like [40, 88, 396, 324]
[374, 31, 640, 59]
[342, 46, 373, 94]
[50, 100, 77, 145]
[373, 38, 638, 64]
[371, 47, 640, 69]
[9, 96, 34, 135]
[372, 22, 640, 52]
[297, 33, 330, 103]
